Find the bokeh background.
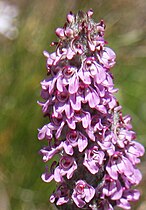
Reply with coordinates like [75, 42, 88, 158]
[0, 0, 146, 210]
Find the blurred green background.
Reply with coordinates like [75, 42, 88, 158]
[0, 0, 146, 210]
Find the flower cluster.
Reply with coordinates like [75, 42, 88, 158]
[38, 10, 145, 210]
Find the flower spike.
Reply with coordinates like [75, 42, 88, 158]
[38, 10, 145, 210]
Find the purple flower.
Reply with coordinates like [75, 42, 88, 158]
[75, 110, 91, 128]
[41, 161, 57, 183]
[71, 180, 95, 208]
[98, 132, 115, 156]
[117, 189, 140, 209]
[50, 182, 70, 205]
[38, 123, 54, 140]
[40, 141, 63, 162]
[38, 9, 144, 209]
[98, 47, 116, 68]
[54, 155, 77, 182]
[101, 175, 123, 200]
[125, 141, 145, 164]
[83, 146, 105, 174]
[63, 130, 88, 155]
[38, 114, 65, 140]
[106, 152, 136, 180]
[54, 88, 74, 119]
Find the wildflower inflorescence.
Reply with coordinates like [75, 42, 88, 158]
[38, 10, 145, 210]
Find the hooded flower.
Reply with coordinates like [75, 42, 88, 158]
[117, 189, 140, 210]
[71, 180, 95, 208]
[101, 175, 123, 200]
[40, 141, 63, 162]
[106, 152, 139, 181]
[83, 145, 105, 174]
[54, 155, 77, 182]
[63, 130, 88, 155]
[50, 182, 70, 205]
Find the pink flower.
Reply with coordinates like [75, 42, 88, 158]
[83, 146, 105, 174]
[106, 152, 141, 183]
[102, 176, 123, 200]
[117, 189, 140, 210]
[40, 141, 63, 162]
[98, 47, 116, 68]
[54, 156, 77, 182]
[72, 180, 95, 208]
[50, 183, 70, 205]
[63, 130, 88, 155]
